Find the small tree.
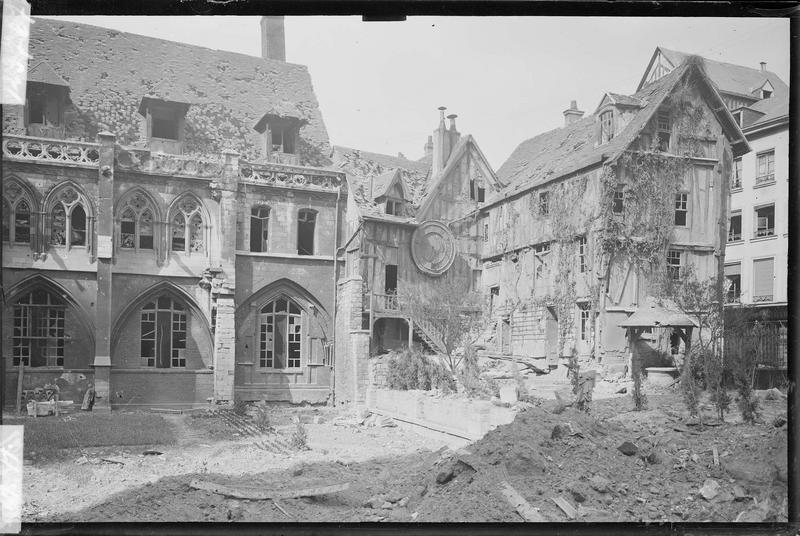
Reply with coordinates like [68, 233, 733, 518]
[397, 276, 486, 373]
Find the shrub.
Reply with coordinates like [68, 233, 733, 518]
[291, 422, 308, 450]
[386, 348, 455, 392]
[457, 346, 498, 399]
[700, 347, 731, 421]
[680, 349, 701, 418]
[233, 399, 249, 416]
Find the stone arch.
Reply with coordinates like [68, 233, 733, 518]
[4, 273, 96, 351]
[110, 280, 212, 355]
[237, 277, 330, 335]
[3, 175, 42, 249]
[114, 187, 163, 256]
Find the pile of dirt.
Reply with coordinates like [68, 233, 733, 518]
[409, 396, 788, 523]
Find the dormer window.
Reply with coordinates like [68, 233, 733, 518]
[138, 97, 189, 154]
[761, 89, 772, 99]
[254, 113, 305, 164]
[386, 199, 403, 216]
[600, 110, 614, 143]
[24, 62, 70, 138]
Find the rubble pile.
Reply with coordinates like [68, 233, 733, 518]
[408, 397, 788, 522]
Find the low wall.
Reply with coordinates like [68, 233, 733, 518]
[110, 369, 214, 408]
[366, 387, 517, 441]
[4, 368, 94, 406]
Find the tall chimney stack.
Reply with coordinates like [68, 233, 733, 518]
[563, 100, 584, 126]
[760, 61, 767, 72]
[432, 107, 451, 177]
[424, 135, 433, 157]
[447, 113, 460, 148]
[260, 16, 286, 61]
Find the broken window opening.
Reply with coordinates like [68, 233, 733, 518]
[297, 209, 316, 256]
[385, 199, 403, 216]
[578, 302, 591, 342]
[667, 249, 682, 280]
[538, 191, 549, 216]
[250, 206, 270, 252]
[259, 298, 303, 369]
[140, 298, 187, 368]
[674, 192, 688, 226]
[170, 196, 204, 254]
[13, 290, 66, 367]
[49, 187, 87, 249]
[13, 199, 31, 244]
[384, 264, 398, 295]
[600, 110, 614, 143]
[657, 110, 671, 151]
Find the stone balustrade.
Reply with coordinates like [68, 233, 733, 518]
[239, 160, 345, 192]
[2, 135, 100, 167]
[115, 147, 224, 178]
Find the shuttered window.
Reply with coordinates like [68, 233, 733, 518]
[752, 258, 774, 302]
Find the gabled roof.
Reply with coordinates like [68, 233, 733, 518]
[27, 61, 69, 87]
[494, 60, 750, 203]
[371, 169, 407, 200]
[618, 297, 698, 328]
[24, 17, 331, 164]
[596, 92, 645, 112]
[639, 47, 789, 103]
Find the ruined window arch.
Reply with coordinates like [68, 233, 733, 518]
[3, 178, 37, 244]
[259, 297, 303, 369]
[47, 184, 89, 249]
[297, 209, 317, 256]
[118, 191, 156, 251]
[169, 194, 205, 254]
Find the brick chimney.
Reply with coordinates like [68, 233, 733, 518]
[563, 100, 584, 126]
[260, 16, 286, 61]
[432, 106, 451, 177]
[447, 114, 460, 150]
[760, 61, 767, 72]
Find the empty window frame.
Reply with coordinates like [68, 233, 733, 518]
[171, 196, 204, 253]
[489, 286, 500, 314]
[756, 150, 775, 184]
[150, 107, 180, 140]
[578, 302, 591, 341]
[754, 204, 775, 238]
[674, 192, 688, 226]
[385, 199, 403, 216]
[600, 110, 614, 143]
[724, 263, 741, 303]
[752, 257, 774, 302]
[728, 211, 742, 242]
[268, 124, 296, 154]
[612, 189, 624, 214]
[297, 209, 317, 255]
[538, 191, 549, 216]
[12, 290, 66, 367]
[259, 298, 303, 369]
[577, 236, 587, 273]
[667, 249, 682, 280]
[49, 187, 87, 248]
[470, 180, 486, 202]
[250, 206, 270, 252]
[140, 297, 187, 368]
[3, 197, 32, 244]
[732, 158, 743, 189]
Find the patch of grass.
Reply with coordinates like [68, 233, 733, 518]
[6, 412, 176, 457]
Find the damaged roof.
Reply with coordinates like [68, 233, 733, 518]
[22, 17, 331, 164]
[618, 297, 699, 328]
[330, 145, 431, 219]
[494, 60, 748, 202]
[641, 47, 789, 102]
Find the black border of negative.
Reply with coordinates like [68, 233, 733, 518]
[1, 1, 797, 535]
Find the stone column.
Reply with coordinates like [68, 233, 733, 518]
[92, 131, 116, 412]
[213, 287, 236, 402]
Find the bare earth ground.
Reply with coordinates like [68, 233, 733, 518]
[13, 381, 789, 523]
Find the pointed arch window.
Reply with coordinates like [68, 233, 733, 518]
[250, 205, 270, 252]
[3, 181, 35, 244]
[259, 298, 303, 369]
[49, 186, 87, 248]
[170, 196, 204, 254]
[140, 297, 187, 368]
[119, 192, 156, 251]
[13, 289, 66, 367]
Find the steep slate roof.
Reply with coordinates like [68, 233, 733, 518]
[24, 17, 331, 164]
[494, 61, 749, 202]
[330, 145, 431, 219]
[642, 47, 789, 102]
[746, 95, 789, 129]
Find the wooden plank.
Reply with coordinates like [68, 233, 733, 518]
[189, 479, 350, 500]
[500, 481, 544, 522]
[712, 446, 719, 466]
[551, 496, 577, 520]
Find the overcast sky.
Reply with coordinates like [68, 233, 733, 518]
[47, 16, 790, 169]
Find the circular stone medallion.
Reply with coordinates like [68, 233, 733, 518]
[410, 220, 457, 276]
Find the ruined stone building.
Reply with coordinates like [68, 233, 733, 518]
[3, 17, 346, 409]
[639, 48, 789, 360]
